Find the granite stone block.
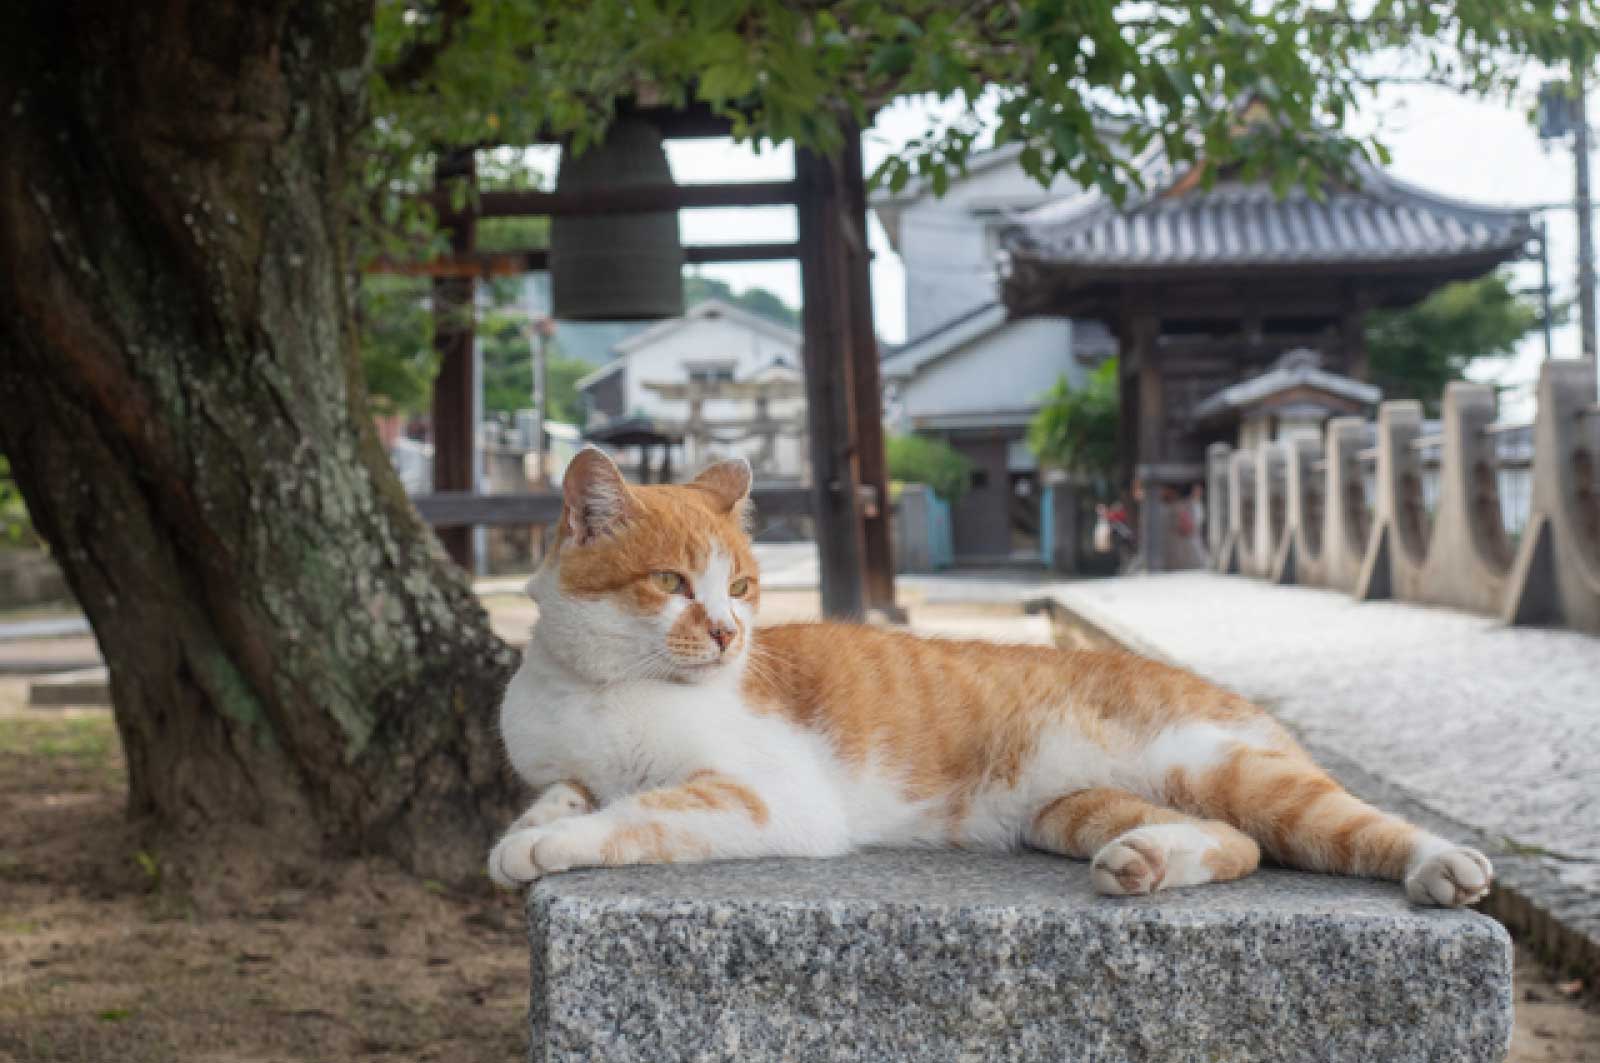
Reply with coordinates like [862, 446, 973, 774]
[526, 851, 1512, 1062]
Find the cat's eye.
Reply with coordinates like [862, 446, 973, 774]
[729, 576, 752, 597]
[650, 571, 689, 596]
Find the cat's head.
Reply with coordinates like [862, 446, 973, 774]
[528, 447, 760, 685]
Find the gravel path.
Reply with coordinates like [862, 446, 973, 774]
[1051, 573, 1600, 891]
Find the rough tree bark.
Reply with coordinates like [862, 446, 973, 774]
[0, 1, 520, 879]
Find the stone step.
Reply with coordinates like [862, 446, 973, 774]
[526, 851, 1511, 1062]
[27, 666, 111, 707]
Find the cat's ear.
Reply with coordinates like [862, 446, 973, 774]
[691, 458, 752, 520]
[561, 447, 638, 546]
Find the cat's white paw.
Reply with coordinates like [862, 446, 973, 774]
[488, 820, 601, 889]
[1091, 832, 1168, 896]
[514, 783, 592, 830]
[1405, 846, 1493, 908]
[488, 828, 548, 888]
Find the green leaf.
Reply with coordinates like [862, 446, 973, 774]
[867, 42, 915, 80]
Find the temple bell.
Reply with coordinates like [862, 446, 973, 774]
[549, 118, 686, 321]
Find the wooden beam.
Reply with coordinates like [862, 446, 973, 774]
[1135, 319, 1166, 573]
[367, 241, 799, 278]
[430, 151, 477, 568]
[472, 181, 797, 217]
[685, 243, 798, 265]
[838, 122, 899, 618]
[796, 146, 866, 618]
[413, 485, 814, 529]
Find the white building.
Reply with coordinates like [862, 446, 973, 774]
[872, 145, 1115, 561]
[872, 143, 1080, 338]
[577, 298, 808, 480]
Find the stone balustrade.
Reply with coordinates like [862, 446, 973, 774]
[1208, 359, 1600, 634]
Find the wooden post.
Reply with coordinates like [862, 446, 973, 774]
[838, 123, 900, 619]
[1126, 313, 1164, 572]
[431, 150, 477, 568]
[1341, 301, 1370, 382]
[795, 146, 866, 618]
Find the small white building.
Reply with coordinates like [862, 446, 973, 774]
[577, 299, 808, 479]
[872, 146, 1116, 562]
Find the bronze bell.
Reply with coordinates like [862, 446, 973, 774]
[550, 119, 686, 321]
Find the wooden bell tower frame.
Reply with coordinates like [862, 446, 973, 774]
[370, 104, 897, 619]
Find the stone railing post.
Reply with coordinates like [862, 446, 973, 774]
[1207, 443, 1235, 572]
[1275, 437, 1322, 586]
[1355, 401, 1428, 601]
[1413, 383, 1513, 614]
[1320, 418, 1374, 593]
[1231, 449, 1272, 577]
[1503, 359, 1600, 632]
[1254, 442, 1291, 582]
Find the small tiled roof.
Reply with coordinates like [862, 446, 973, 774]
[1003, 158, 1533, 272]
[1192, 349, 1381, 423]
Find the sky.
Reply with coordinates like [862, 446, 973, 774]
[535, 70, 1596, 420]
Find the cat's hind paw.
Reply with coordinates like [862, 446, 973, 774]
[1091, 833, 1167, 896]
[1405, 845, 1493, 908]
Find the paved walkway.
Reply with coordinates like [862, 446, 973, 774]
[0, 617, 90, 640]
[1049, 572, 1600, 969]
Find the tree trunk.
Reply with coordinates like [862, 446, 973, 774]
[0, 0, 520, 880]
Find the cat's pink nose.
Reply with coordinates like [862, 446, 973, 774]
[707, 621, 735, 651]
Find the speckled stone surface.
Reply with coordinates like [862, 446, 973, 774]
[526, 851, 1511, 1062]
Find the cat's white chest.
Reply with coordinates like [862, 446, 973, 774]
[499, 646, 771, 802]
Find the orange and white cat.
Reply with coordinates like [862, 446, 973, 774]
[489, 448, 1492, 908]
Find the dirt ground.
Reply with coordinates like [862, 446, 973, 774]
[2, 608, 1598, 1061]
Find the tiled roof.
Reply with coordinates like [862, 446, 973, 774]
[1003, 160, 1534, 271]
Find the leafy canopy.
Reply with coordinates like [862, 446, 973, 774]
[1364, 272, 1548, 413]
[372, 1, 1600, 210]
[479, 278, 591, 424]
[1028, 358, 1120, 482]
[358, 275, 438, 416]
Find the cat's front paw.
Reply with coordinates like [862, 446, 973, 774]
[1091, 832, 1167, 896]
[487, 820, 599, 889]
[488, 828, 548, 888]
[1405, 846, 1493, 908]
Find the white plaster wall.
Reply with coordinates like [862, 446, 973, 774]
[900, 318, 1081, 422]
[899, 207, 995, 339]
[622, 315, 800, 424]
[894, 155, 1083, 338]
[617, 312, 807, 478]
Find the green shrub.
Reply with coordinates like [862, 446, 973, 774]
[1028, 359, 1119, 481]
[886, 434, 973, 502]
[0, 456, 39, 549]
